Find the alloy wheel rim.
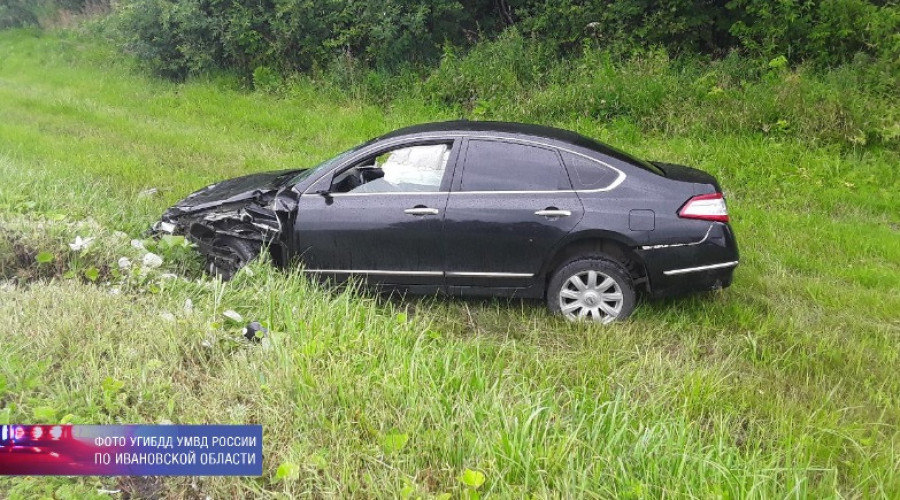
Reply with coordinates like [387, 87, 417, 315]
[559, 270, 624, 323]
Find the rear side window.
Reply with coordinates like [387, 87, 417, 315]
[561, 152, 620, 190]
[460, 140, 570, 192]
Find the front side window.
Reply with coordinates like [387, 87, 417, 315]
[331, 143, 451, 194]
[460, 140, 570, 192]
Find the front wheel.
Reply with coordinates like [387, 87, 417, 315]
[205, 237, 260, 281]
[547, 258, 636, 323]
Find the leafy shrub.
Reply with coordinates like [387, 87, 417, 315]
[729, 0, 900, 66]
[107, 0, 500, 79]
[418, 33, 899, 149]
[0, 0, 105, 29]
[10, 0, 900, 75]
[514, 0, 899, 70]
[515, 0, 737, 54]
[111, 0, 220, 79]
[423, 29, 556, 111]
[0, 0, 39, 29]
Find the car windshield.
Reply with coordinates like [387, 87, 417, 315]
[285, 142, 370, 185]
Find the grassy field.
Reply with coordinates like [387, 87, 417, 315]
[1, 29, 899, 498]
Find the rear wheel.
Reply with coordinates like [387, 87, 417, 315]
[205, 237, 260, 281]
[547, 258, 636, 323]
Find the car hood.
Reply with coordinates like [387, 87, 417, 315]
[167, 169, 301, 215]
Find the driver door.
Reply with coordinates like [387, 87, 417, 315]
[292, 139, 458, 287]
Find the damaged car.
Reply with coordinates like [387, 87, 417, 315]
[152, 121, 739, 323]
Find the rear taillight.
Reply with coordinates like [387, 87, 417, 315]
[679, 193, 729, 223]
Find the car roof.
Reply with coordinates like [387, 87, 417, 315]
[378, 120, 657, 171]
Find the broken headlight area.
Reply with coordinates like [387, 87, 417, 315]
[150, 202, 285, 280]
[148, 169, 302, 279]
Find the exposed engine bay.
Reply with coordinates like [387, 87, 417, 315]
[150, 169, 301, 278]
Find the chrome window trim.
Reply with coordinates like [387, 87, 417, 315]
[302, 133, 626, 197]
[662, 260, 739, 276]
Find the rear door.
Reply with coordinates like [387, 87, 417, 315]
[442, 138, 584, 288]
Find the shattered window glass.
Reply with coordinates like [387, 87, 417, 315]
[336, 143, 451, 194]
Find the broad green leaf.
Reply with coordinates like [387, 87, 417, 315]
[381, 432, 409, 454]
[101, 376, 125, 393]
[83, 266, 100, 281]
[307, 453, 327, 470]
[399, 482, 415, 499]
[275, 461, 299, 481]
[35, 251, 54, 264]
[459, 468, 485, 489]
[33, 406, 57, 422]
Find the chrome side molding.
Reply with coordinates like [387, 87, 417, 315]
[662, 261, 739, 276]
[301, 269, 534, 278]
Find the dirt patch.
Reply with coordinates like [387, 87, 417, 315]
[116, 476, 166, 500]
[0, 227, 58, 282]
[0, 227, 111, 285]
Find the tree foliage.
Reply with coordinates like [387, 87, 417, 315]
[5, 0, 897, 79]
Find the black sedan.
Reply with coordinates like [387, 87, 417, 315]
[152, 121, 738, 323]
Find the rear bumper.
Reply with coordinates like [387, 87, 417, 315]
[637, 222, 739, 297]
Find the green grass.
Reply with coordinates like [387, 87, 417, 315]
[1, 29, 899, 498]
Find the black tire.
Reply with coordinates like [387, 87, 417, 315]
[547, 257, 636, 323]
[205, 237, 260, 281]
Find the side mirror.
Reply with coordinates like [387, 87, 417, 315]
[316, 189, 334, 205]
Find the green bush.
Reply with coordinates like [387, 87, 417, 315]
[0, 0, 103, 29]
[111, 0, 220, 79]
[416, 31, 899, 149]
[515, 0, 736, 54]
[107, 0, 500, 79]
[514, 0, 899, 69]
[10, 0, 900, 75]
[729, 0, 900, 66]
[0, 0, 38, 28]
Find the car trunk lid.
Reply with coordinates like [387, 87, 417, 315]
[650, 161, 722, 194]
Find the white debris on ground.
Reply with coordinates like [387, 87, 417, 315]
[223, 309, 243, 322]
[68, 235, 94, 251]
[142, 252, 163, 269]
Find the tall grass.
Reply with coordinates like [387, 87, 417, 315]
[0, 29, 898, 497]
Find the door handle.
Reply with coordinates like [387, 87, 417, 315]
[404, 207, 439, 216]
[534, 209, 571, 218]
